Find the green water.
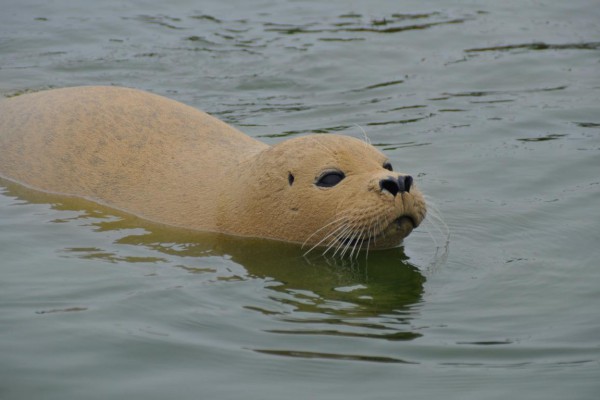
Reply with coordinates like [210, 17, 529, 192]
[1, 0, 599, 399]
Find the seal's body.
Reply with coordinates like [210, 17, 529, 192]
[0, 86, 425, 253]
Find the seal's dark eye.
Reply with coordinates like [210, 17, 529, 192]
[316, 171, 345, 188]
[383, 162, 393, 171]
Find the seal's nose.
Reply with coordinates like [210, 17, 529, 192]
[379, 175, 412, 196]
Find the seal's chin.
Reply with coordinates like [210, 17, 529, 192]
[376, 215, 416, 248]
[393, 215, 417, 231]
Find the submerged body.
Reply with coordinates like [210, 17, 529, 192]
[0, 86, 426, 253]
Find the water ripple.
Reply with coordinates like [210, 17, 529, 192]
[254, 349, 415, 364]
[465, 41, 600, 53]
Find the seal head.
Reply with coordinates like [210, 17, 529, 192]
[218, 134, 426, 254]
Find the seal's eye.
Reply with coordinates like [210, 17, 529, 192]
[316, 171, 345, 188]
[383, 162, 393, 171]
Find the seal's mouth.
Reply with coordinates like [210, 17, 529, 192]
[340, 214, 417, 248]
[396, 215, 417, 229]
[379, 214, 417, 240]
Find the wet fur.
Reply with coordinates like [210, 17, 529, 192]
[0, 86, 426, 256]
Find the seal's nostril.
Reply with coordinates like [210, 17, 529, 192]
[380, 178, 400, 197]
[401, 175, 413, 193]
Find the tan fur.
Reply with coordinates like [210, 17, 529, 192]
[0, 86, 426, 250]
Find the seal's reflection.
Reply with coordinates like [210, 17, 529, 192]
[127, 229, 422, 314]
[3, 179, 425, 341]
[121, 230, 426, 342]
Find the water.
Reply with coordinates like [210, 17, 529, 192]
[1, 0, 599, 399]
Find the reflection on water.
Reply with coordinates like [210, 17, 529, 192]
[131, 11, 470, 37]
[464, 41, 600, 52]
[2, 178, 426, 360]
[253, 349, 416, 364]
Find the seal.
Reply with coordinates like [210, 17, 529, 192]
[0, 86, 426, 255]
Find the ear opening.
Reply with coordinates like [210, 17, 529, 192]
[288, 172, 295, 186]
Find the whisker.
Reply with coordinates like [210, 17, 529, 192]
[347, 229, 360, 259]
[375, 216, 386, 243]
[321, 222, 354, 257]
[353, 123, 371, 146]
[421, 195, 448, 233]
[423, 196, 446, 222]
[302, 215, 349, 248]
[321, 223, 352, 256]
[304, 219, 350, 257]
[421, 219, 439, 248]
[427, 216, 450, 248]
[427, 209, 448, 233]
[334, 225, 355, 258]
[349, 228, 366, 259]
[347, 227, 364, 259]
[364, 216, 380, 260]
[365, 223, 372, 260]
[370, 217, 379, 248]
